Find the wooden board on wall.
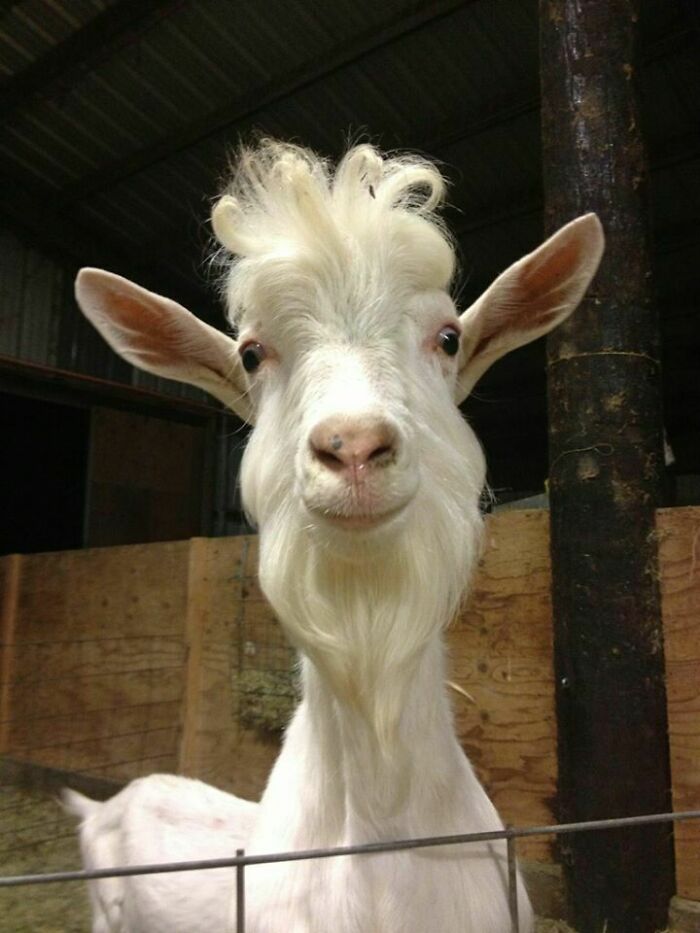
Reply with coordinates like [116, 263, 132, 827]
[178, 536, 280, 801]
[85, 407, 207, 547]
[0, 554, 22, 753]
[449, 510, 556, 862]
[4, 542, 190, 781]
[3, 509, 699, 896]
[658, 506, 700, 903]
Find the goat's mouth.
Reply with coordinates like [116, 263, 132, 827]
[312, 502, 408, 532]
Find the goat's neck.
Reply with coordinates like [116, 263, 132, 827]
[255, 515, 483, 847]
[307, 634, 465, 825]
[257, 631, 470, 850]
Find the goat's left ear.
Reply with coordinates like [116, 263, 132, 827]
[455, 213, 604, 403]
[75, 269, 254, 423]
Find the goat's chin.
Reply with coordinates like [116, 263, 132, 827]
[303, 501, 410, 556]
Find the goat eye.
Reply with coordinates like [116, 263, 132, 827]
[437, 326, 460, 357]
[240, 342, 266, 373]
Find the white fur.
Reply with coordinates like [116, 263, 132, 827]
[70, 140, 605, 933]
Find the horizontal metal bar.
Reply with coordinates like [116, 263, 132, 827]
[1, 809, 699, 889]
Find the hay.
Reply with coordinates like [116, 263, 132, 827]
[233, 668, 299, 733]
[535, 920, 674, 932]
[0, 785, 90, 932]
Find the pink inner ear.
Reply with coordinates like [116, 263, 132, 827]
[471, 233, 583, 359]
[108, 290, 172, 363]
[519, 232, 583, 319]
[105, 285, 218, 376]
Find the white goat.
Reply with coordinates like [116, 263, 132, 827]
[66, 141, 604, 933]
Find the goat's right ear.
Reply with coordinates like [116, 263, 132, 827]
[75, 269, 254, 423]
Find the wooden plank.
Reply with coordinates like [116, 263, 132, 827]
[7, 541, 190, 784]
[7, 667, 184, 734]
[13, 725, 180, 779]
[7, 701, 181, 749]
[0, 554, 22, 753]
[9, 636, 184, 683]
[16, 541, 190, 641]
[658, 506, 700, 903]
[2, 515, 696, 903]
[450, 510, 556, 862]
[90, 755, 177, 783]
[198, 537, 248, 641]
[180, 536, 283, 799]
[86, 408, 207, 547]
[187, 538, 260, 792]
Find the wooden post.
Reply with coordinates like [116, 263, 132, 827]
[0, 555, 22, 754]
[540, 2, 674, 931]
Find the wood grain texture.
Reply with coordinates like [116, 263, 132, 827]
[183, 536, 280, 800]
[85, 406, 206, 547]
[0, 554, 22, 753]
[12, 724, 180, 777]
[7, 701, 182, 749]
[449, 510, 556, 862]
[3, 511, 698, 902]
[5, 542, 190, 781]
[16, 542, 190, 639]
[177, 538, 209, 775]
[658, 506, 700, 902]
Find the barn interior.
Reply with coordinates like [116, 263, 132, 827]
[2, 0, 699, 556]
[1, 2, 700, 932]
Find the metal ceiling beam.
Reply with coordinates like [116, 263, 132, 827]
[0, 174, 216, 321]
[131, 128, 700, 285]
[3, 7, 695, 313]
[420, 97, 539, 156]
[45, 14, 696, 214]
[0, 0, 183, 124]
[47, 0, 478, 208]
[94, 91, 543, 276]
[48, 19, 693, 272]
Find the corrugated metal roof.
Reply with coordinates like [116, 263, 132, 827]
[0, 0, 116, 75]
[0, 0, 698, 430]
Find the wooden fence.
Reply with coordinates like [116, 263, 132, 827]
[0, 508, 698, 902]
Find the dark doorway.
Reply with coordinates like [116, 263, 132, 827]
[0, 392, 90, 555]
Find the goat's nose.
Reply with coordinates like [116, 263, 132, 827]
[309, 417, 398, 473]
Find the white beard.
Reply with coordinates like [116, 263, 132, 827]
[256, 451, 483, 788]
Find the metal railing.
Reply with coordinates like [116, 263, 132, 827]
[1, 808, 699, 933]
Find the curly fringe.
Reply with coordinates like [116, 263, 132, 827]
[211, 140, 455, 322]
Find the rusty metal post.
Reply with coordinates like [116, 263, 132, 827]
[236, 848, 245, 933]
[506, 827, 520, 933]
[540, 1, 674, 931]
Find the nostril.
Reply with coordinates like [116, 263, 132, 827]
[368, 444, 393, 463]
[313, 447, 345, 472]
[309, 417, 399, 472]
